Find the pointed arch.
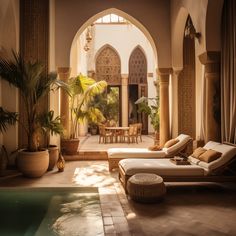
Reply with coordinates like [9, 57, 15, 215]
[172, 7, 189, 69]
[67, 8, 158, 69]
[95, 44, 121, 85]
[128, 45, 147, 84]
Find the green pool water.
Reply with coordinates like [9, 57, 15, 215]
[0, 187, 104, 236]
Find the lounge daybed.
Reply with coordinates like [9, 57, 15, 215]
[107, 134, 193, 171]
[118, 141, 236, 192]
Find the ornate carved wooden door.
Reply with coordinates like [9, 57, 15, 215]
[178, 17, 196, 138]
[129, 46, 148, 134]
[96, 45, 121, 85]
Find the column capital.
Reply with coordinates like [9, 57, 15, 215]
[198, 51, 220, 65]
[121, 74, 128, 86]
[156, 67, 172, 76]
[172, 67, 183, 76]
[57, 67, 71, 82]
[199, 51, 220, 75]
[57, 67, 71, 74]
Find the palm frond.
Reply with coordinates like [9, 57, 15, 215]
[0, 107, 18, 133]
[38, 110, 64, 136]
[83, 80, 107, 104]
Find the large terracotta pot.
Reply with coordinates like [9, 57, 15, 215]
[61, 139, 80, 155]
[17, 149, 49, 178]
[48, 145, 59, 171]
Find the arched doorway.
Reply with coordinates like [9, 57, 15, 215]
[68, 9, 158, 134]
[128, 46, 148, 134]
[178, 16, 196, 138]
[96, 44, 121, 125]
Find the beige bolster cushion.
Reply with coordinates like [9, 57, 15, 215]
[148, 145, 162, 151]
[198, 149, 222, 163]
[164, 139, 179, 148]
[192, 147, 207, 159]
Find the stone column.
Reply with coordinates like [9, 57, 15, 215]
[157, 68, 172, 146]
[172, 68, 182, 138]
[121, 74, 129, 127]
[199, 51, 220, 142]
[58, 67, 71, 138]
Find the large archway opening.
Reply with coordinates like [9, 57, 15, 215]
[70, 9, 158, 136]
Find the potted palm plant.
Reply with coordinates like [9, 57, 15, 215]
[61, 74, 107, 155]
[0, 52, 65, 177]
[0, 107, 18, 175]
[135, 96, 160, 142]
[38, 110, 64, 170]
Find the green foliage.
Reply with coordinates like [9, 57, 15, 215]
[135, 96, 160, 131]
[0, 107, 18, 133]
[0, 52, 65, 151]
[88, 87, 119, 126]
[38, 110, 64, 147]
[67, 74, 107, 139]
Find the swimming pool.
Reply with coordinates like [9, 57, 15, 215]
[0, 187, 104, 236]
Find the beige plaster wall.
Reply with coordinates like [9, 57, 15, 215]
[55, 0, 171, 68]
[0, 0, 19, 159]
[86, 24, 155, 73]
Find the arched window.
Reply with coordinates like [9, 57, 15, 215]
[96, 45, 121, 85]
[129, 46, 147, 84]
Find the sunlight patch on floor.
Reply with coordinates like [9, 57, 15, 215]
[73, 164, 117, 187]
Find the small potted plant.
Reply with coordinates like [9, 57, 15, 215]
[38, 110, 64, 170]
[0, 107, 18, 175]
[61, 74, 107, 155]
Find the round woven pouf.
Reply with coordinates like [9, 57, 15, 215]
[127, 173, 166, 203]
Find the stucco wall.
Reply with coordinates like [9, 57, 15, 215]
[55, 0, 171, 69]
[75, 24, 155, 75]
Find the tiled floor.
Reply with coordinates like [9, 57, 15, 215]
[1, 160, 236, 235]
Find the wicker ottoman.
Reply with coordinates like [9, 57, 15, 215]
[127, 173, 166, 203]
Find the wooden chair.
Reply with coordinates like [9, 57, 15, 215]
[123, 125, 138, 144]
[98, 125, 113, 144]
[136, 123, 142, 142]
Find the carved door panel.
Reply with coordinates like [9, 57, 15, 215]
[129, 47, 147, 84]
[96, 45, 121, 85]
[129, 46, 148, 134]
[178, 17, 196, 138]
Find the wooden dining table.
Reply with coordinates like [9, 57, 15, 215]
[105, 126, 129, 143]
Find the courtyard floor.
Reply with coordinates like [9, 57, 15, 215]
[1, 135, 236, 235]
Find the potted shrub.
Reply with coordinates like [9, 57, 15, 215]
[61, 74, 107, 155]
[0, 52, 65, 177]
[0, 107, 18, 175]
[38, 110, 64, 170]
[135, 96, 160, 142]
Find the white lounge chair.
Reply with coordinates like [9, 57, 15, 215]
[107, 134, 193, 171]
[118, 141, 236, 192]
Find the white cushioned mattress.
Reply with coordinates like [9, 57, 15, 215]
[108, 134, 191, 159]
[119, 159, 205, 176]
